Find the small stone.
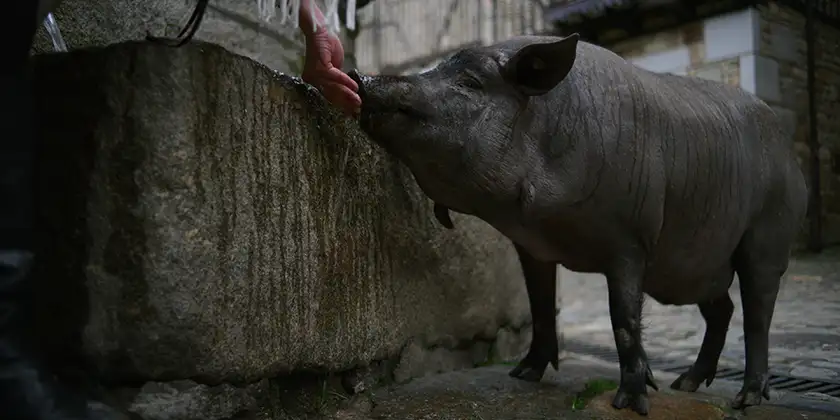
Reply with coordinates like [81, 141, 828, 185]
[341, 366, 379, 395]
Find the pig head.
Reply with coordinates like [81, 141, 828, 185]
[348, 35, 578, 224]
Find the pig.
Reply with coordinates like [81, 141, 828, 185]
[347, 33, 808, 416]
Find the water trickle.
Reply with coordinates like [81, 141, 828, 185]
[43, 13, 68, 52]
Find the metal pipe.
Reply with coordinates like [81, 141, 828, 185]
[805, 0, 823, 252]
[478, 0, 483, 41]
[43, 12, 67, 52]
[492, 0, 498, 42]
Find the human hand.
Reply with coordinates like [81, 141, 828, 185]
[302, 28, 361, 116]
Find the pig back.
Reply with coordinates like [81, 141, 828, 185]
[553, 43, 791, 276]
[625, 67, 795, 288]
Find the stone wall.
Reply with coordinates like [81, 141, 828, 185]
[600, 4, 840, 246]
[30, 41, 537, 418]
[353, 0, 548, 75]
[605, 8, 797, 144]
[606, 10, 755, 90]
[32, 0, 309, 74]
[606, 8, 799, 137]
[758, 2, 840, 245]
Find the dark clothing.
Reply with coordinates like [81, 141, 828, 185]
[0, 0, 38, 250]
[0, 2, 113, 419]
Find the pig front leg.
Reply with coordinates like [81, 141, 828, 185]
[508, 244, 559, 382]
[671, 294, 734, 392]
[607, 262, 658, 416]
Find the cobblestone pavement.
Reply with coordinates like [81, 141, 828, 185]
[559, 248, 840, 381]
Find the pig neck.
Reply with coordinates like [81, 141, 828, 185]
[511, 72, 605, 209]
[448, 46, 644, 228]
[459, 94, 593, 227]
[473, 62, 633, 256]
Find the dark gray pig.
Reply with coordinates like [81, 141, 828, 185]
[347, 34, 807, 416]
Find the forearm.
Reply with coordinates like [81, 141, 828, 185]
[299, 0, 326, 37]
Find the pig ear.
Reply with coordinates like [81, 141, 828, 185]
[504, 34, 579, 96]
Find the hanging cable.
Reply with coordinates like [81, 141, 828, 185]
[146, 0, 210, 47]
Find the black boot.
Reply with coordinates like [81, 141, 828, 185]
[0, 2, 121, 419]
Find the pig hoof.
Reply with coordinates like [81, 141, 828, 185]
[508, 359, 547, 382]
[645, 365, 659, 391]
[730, 380, 771, 409]
[731, 390, 763, 409]
[669, 366, 714, 392]
[670, 372, 702, 392]
[612, 388, 650, 416]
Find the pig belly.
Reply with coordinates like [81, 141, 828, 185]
[642, 257, 736, 306]
[641, 217, 747, 305]
[492, 221, 605, 273]
[501, 224, 563, 261]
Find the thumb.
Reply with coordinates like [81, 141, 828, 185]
[327, 67, 359, 92]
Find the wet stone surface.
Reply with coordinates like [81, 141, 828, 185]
[560, 249, 840, 382]
[328, 358, 840, 419]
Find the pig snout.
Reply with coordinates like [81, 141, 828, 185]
[347, 69, 367, 101]
[347, 69, 429, 124]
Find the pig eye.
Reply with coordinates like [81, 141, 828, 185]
[459, 76, 483, 90]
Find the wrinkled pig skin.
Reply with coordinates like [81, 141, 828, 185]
[348, 34, 808, 416]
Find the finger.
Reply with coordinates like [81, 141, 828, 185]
[327, 67, 359, 92]
[341, 95, 362, 117]
[323, 81, 360, 106]
[322, 84, 356, 113]
[344, 89, 362, 108]
[329, 92, 360, 117]
[308, 72, 355, 97]
[327, 80, 360, 104]
[335, 87, 361, 110]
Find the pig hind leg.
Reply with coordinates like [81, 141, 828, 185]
[670, 289, 734, 392]
[730, 220, 792, 409]
[508, 244, 559, 382]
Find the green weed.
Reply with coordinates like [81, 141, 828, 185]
[570, 379, 618, 410]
